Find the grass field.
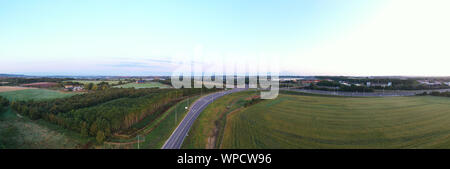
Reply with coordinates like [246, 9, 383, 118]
[184, 91, 450, 149]
[182, 91, 259, 149]
[0, 107, 91, 149]
[114, 82, 171, 89]
[0, 89, 77, 101]
[223, 94, 450, 149]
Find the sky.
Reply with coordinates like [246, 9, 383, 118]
[0, 0, 449, 76]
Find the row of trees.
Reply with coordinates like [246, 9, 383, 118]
[430, 92, 450, 97]
[0, 77, 74, 86]
[316, 76, 450, 90]
[306, 84, 374, 92]
[10, 87, 219, 143]
[244, 97, 261, 107]
[418, 91, 450, 97]
[84, 81, 129, 91]
[316, 81, 341, 87]
[84, 82, 112, 91]
[0, 96, 9, 108]
[46, 91, 182, 142]
[11, 88, 162, 120]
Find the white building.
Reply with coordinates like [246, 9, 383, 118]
[418, 80, 442, 86]
[367, 82, 392, 87]
[339, 81, 351, 86]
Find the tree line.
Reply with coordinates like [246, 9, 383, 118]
[0, 77, 74, 86]
[0, 96, 9, 109]
[316, 76, 450, 90]
[417, 91, 450, 97]
[306, 84, 374, 92]
[10, 87, 219, 143]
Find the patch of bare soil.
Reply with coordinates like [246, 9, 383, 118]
[0, 86, 35, 92]
[206, 127, 218, 149]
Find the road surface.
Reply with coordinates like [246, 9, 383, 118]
[162, 88, 246, 149]
[282, 88, 450, 97]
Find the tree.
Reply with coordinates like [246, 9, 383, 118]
[80, 122, 88, 137]
[101, 85, 108, 90]
[86, 83, 94, 90]
[89, 122, 98, 136]
[91, 84, 98, 91]
[96, 131, 105, 143]
[0, 96, 9, 108]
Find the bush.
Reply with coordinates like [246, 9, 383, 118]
[0, 96, 9, 108]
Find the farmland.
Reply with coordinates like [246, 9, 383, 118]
[0, 86, 34, 92]
[0, 89, 77, 101]
[184, 91, 450, 149]
[114, 82, 171, 89]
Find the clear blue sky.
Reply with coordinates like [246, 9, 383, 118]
[1, 0, 449, 76]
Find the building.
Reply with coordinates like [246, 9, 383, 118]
[73, 86, 84, 91]
[64, 85, 84, 91]
[280, 78, 303, 82]
[136, 80, 145, 84]
[339, 81, 351, 86]
[64, 85, 74, 89]
[417, 80, 442, 86]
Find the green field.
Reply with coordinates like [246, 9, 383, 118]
[0, 89, 78, 101]
[114, 82, 171, 89]
[0, 107, 91, 149]
[182, 91, 259, 149]
[184, 91, 450, 149]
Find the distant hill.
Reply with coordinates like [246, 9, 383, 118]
[0, 74, 30, 78]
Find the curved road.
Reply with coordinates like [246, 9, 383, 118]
[282, 88, 450, 97]
[162, 88, 246, 149]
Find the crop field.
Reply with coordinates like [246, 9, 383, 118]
[114, 82, 171, 89]
[0, 86, 34, 92]
[219, 94, 450, 149]
[0, 89, 77, 101]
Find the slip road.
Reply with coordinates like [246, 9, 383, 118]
[162, 88, 246, 149]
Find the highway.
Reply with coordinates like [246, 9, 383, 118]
[162, 88, 246, 149]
